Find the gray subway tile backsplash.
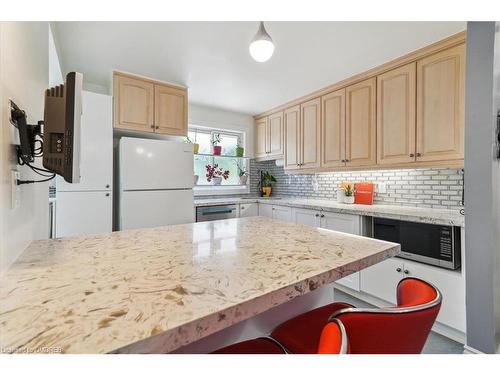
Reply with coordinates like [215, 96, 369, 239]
[249, 160, 464, 210]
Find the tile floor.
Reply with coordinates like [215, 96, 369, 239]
[334, 289, 464, 354]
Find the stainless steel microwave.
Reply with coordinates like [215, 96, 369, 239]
[372, 217, 461, 270]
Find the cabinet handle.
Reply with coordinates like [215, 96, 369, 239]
[105, 193, 110, 197]
[320, 214, 325, 218]
[155, 126, 159, 130]
[409, 153, 415, 157]
[345, 159, 350, 163]
[416, 153, 422, 157]
[403, 269, 410, 275]
[315, 213, 319, 217]
[150, 124, 155, 129]
[396, 267, 402, 273]
[106, 184, 110, 189]
[272, 207, 275, 210]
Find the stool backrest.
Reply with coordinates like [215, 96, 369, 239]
[330, 277, 441, 354]
[317, 318, 349, 354]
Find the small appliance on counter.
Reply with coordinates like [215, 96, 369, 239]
[354, 182, 374, 205]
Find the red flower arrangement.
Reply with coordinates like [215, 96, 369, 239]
[205, 164, 230, 182]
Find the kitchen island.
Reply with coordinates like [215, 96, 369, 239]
[0, 217, 399, 354]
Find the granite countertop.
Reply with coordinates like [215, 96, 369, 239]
[194, 197, 465, 227]
[0, 217, 399, 354]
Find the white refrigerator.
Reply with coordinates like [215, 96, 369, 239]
[118, 137, 195, 230]
[55, 91, 113, 237]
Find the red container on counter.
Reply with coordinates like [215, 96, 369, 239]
[354, 183, 374, 205]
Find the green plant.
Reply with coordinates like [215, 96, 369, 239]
[183, 136, 193, 143]
[259, 171, 276, 187]
[234, 162, 248, 177]
[343, 184, 354, 197]
[212, 133, 221, 145]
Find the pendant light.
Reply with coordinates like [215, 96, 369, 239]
[249, 22, 275, 62]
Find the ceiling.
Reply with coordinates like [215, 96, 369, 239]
[53, 22, 466, 115]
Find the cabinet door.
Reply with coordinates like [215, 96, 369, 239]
[255, 117, 268, 158]
[403, 260, 465, 332]
[268, 111, 284, 158]
[239, 203, 258, 217]
[300, 98, 321, 169]
[56, 191, 112, 238]
[377, 63, 417, 165]
[360, 258, 404, 304]
[293, 208, 320, 227]
[416, 44, 465, 162]
[284, 105, 301, 170]
[345, 78, 377, 167]
[114, 74, 154, 132]
[154, 84, 187, 136]
[258, 203, 273, 218]
[57, 91, 112, 192]
[322, 89, 346, 168]
[320, 212, 361, 235]
[272, 205, 292, 222]
[320, 212, 361, 291]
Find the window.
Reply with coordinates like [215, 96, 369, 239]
[189, 126, 249, 195]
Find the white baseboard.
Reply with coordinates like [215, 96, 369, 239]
[463, 345, 484, 354]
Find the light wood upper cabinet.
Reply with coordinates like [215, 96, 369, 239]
[114, 73, 187, 136]
[416, 44, 465, 162]
[268, 111, 284, 157]
[154, 84, 187, 136]
[255, 112, 284, 160]
[345, 78, 377, 167]
[322, 88, 346, 168]
[284, 105, 300, 170]
[301, 98, 321, 169]
[114, 74, 154, 132]
[255, 117, 268, 158]
[377, 63, 416, 165]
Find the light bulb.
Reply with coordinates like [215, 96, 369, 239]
[249, 22, 275, 63]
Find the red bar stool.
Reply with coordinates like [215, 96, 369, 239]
[212, 318, 348, 354]
[271, 277, 441, 354]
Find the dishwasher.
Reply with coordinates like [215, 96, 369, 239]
[196, 205, 239, 222]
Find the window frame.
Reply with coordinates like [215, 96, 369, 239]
[189, 125, 250, 196]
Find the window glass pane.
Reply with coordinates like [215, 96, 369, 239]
[216, 133, 239, 156]
[193, 155, 212, 185]
[215, 157, 240, 185]
[188, 130, 211, 154]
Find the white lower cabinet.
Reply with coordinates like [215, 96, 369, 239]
[258, 203, 273, 218]
[292, 207, 362, 291]
[258, 204, 293, 222]
[360, 258, 465, 332]
[239, 203, 258, 217]
[360, 258, 402, 304]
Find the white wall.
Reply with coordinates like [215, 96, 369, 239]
[49, 23, 63, 86]
[188, 103, 254, 157]
[0, 22, 50, 274]
[464, 22, 500, 354]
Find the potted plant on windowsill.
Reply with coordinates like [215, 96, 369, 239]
[206, 163, 229, 185]
[259, 171, 276, 197]
[184, 135, 199, 154]
[236, 163, 248, 185]
[212, 133, 222, 156]
[236, 141, 244, 157]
